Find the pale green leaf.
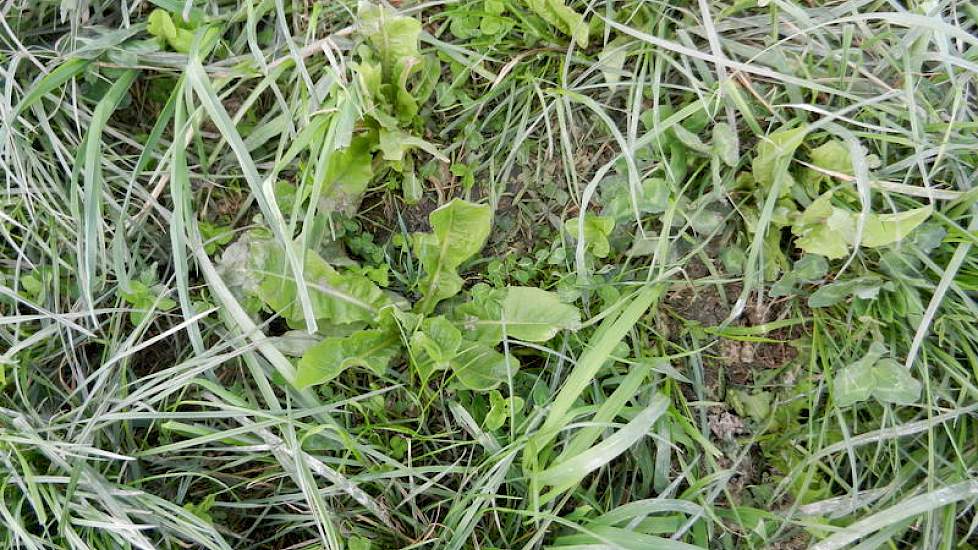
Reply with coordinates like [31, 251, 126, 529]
[792, 192, 855, 259]
[602, 177, 670, 220]
[808, 139, 852, 174]
[712, 122, 739, 167]
[751, 125, 807, 190]
[808, 277, 883, 308]
[565, 214, 615, 258]
[452, 343, 519, 391]
[859, 206, 933, 248]
[870, 359, 922, 405]
[146, 9, 196, 53]
[523, 0, 589, 47]
[499, 286, 581, 342]
[485, 390, 524, 431]
[597, 37, 630, 88]
[378, 128, 448, 162]
[357, 1, 422, 81]
[833, 359, 875, 407]
[414, 199, 492, 313]
[295, 329, 401, 388]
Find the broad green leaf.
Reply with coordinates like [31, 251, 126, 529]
[793, 254, 828, 281]
[452, 343, 519, 391]
[833, 358, 875, 407]
[870, 359, 922, 405]
[792, 192, 855, 259]
[712, 122, 739, 167]
[860, 206, 933, 248]
[751, 125, 807, 191]
[319, 134, 375, 215]
[146, 9, 196, 53]
[461, 286, 580, 343]
[729, 389, 772, 422]
[378, 128, 448, 163]
[671, 124, 711, 154]
[411, 315, 462, 377]
[500, 287, 581, 341]
[523, 0, 588, 47]
[833, 345, 921, 406]
[357, 1, 422, 82]
[454, 284, 506, 343]
[485, 390, 525, 431]
[295, 328, 401, 388]
[808, 139, 852, 174]
[793, 192, 933, 257]
[808, 276, 884, 308]
[565, 214, 615, 258]
[414, 199, 492, 313]
[232, 232, 390, 325]
[602, 177, 670, 220]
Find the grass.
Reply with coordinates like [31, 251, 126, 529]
[2, 0, 978, 548]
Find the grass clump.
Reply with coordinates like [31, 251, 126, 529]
[2, 0, 978, 548]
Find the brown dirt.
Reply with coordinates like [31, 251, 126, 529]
[666, 279, 804, 395]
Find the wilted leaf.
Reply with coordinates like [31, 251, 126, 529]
[319, 134, 375, 215]
[414, 199, 492, 313]
[227, 232, 389, 326]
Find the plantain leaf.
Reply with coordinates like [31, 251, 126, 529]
[500, 287, 581, 341]
[413, 199, 492, 313]
[452, 343, 520, 391]
[295, 328, 401, 388]
[226, 231, 390, 326]
[860, 206, 933, 248]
